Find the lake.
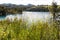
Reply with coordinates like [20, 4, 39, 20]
[0, 11, 52, 22]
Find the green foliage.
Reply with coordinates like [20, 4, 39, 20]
[0, 19, 59, 40]
[48, 2, 58, 13]
[0, 6, 25, 14]
[48, 2, 58, 21]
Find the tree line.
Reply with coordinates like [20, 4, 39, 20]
[0, 4, 60, 14]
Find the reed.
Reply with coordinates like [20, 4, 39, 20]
[0, 19, 59, 40]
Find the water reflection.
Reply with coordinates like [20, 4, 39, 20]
[22, 11, 52, 22]
[0, 16, 6, 20]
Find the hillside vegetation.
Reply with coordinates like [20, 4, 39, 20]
[0, 4, 60, 14]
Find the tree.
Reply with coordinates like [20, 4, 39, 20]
[52, 2, 58, 20]
[48, 2, 58, 21]
[49, 1, 60, 40]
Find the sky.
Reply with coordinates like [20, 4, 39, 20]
[0, 0, 60, 5]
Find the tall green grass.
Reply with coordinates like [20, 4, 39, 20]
[0, 19, 59, 40]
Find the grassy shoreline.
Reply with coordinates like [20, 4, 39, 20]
[0, 19, 59, 40]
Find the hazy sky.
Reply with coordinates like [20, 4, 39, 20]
[0, 0, 60, 5]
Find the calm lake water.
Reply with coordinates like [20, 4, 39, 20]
[0, 11, 52, 22]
